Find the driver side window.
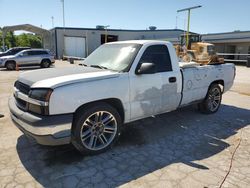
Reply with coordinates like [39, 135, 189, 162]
[139, 45, 172, 72]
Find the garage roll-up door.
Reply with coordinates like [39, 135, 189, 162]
[64, 36, 86, 58]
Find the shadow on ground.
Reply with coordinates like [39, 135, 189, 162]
[16, 104, 250, 187]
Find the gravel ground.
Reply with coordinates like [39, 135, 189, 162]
[0, 62, 249, 188]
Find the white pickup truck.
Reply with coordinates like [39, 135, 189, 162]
[9, 40, 235, 154]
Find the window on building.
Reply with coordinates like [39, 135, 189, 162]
[139, 45, 172, 72]
[101, 35, 118, 44]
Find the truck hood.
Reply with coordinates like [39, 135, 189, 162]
[18, 67, 120, 89]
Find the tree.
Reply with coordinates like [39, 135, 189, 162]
[16, 33, 42, 48]
[0, 30, 16, 49]
[0, 30, 42, 50]
[7, 31, 16, 47]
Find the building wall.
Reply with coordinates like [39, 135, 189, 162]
[49, 29, 56, 55]
[53, 28, 185, 58]
[202, 31, 250, 43]
[52, 28, 250, 60]
[212, 42, 250, 60]
[202, 31, 250, 61]
[213, 42, 250, 53]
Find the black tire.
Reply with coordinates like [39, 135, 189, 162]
[5, 61, 16, 70]
[40, 59, 51, 68]
[71, 102, 122, 155]
[198, 84, 222, 114]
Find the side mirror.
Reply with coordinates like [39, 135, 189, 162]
[136, 62, 156, 75]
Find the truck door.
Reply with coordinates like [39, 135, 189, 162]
[129, 44, 181, 120]
[129, 45, 163, 120]
[144, 44, 181, 113]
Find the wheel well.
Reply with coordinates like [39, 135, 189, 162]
[72, 98, 125, 126]
[41, 59, 51, 63]
[209, 80, 224, 92]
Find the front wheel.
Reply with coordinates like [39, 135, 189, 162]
[198, 84, 222, 114]
[5, 61, 16, 70]
[71, 102, 121, 155]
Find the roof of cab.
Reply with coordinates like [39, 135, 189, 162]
[108, 40, 171, 45]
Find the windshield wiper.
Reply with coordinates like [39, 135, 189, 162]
[78, 63, 88, 67]
[90, 65, 108, 70]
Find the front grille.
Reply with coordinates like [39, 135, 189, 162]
[14, 81, 30, 95]
[15, 97, 28, 111]
[14, 81, 30, 111]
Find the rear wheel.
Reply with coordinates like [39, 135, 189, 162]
[40, 59, 51, 68]
[198, 84, 222, 114]
[71, 102, 121, 155]
[5, 61, 16, 70]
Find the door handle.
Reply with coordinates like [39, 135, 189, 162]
[169, 77, 176, 83]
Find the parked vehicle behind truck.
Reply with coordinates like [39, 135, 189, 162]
[0, 47, 30, 57]
[0, 49, 55, 70]
[9, 40, 235, 155]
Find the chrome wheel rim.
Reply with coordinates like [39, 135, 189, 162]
[208, 87, 221, 111]
[80, 111, 117, 151]
[7, 63, 15, 70]
[43, 61, 49, 67]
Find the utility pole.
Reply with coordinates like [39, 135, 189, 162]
[175, 16, 178, 29]
[61, 0, 65, 28]
[51, 16, 54, 28]
[2, 35, 5, 51]
[177, 5, 202, 48]
[61, 0, 66, 58]
[104, 25, 110, 43]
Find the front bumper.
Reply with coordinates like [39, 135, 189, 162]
[9, 96, 73, 145]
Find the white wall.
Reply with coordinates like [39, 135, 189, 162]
[54, 28, 184, 58]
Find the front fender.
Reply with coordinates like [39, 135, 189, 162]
[49, 74, 131, 122]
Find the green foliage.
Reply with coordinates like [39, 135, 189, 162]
[0, 30, 16, 48]
[0, 30, 42, 49]
[7, 31, 16, 47]
[16, 33, 42, 48]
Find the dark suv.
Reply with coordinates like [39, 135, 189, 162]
[0, 47, 31, 57]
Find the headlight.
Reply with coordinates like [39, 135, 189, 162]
[29, 89, 53, 102]
[28, 89, 53, 115]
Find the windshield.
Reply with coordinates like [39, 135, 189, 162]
[3, 48, 12, 53]
[84, 43, 142, 72]
[15, 51, 24, 57]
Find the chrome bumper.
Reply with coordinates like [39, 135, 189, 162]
[9, 96, 73, 145]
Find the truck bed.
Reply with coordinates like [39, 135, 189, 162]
[179, 63, 235, 106]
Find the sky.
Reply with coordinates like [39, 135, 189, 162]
[0, 0, 249, 34]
